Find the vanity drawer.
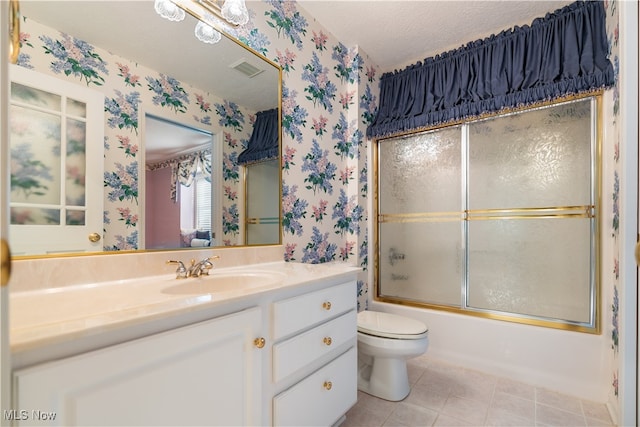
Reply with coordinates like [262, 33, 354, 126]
[273, 347, 357, 427]
[273, 281, 355, 339]
[273, 309, 356, 383]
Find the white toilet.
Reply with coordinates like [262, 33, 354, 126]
[357, 310, 429, 401]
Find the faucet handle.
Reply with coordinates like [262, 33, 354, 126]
[199, 256, 220, 275]
[166, 260, 187, 279]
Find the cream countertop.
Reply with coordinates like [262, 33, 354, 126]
[9, 261, 360, 368]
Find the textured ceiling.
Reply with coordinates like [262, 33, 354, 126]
[297, 0, 574, 72]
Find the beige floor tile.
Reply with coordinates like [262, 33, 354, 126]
[405, 382, 449, 412]
[485, 406, 536, 427]
[432, 413, 475, 426]
[585, 416, 616, 427]
[581, 400, 613, 424]
[343, 404, 389, 427]
[536, 403, 587, 426]
[347, 359, 610, 427]
[408, 362, 427, 385]
[536, 388, 584, 416]
[440, 396, 489, 425]
[450, 370, 496, 403]
[383, 402, 439, 427]
[356, 390, 399, 414]
[411, 353, 434, 369]
[495, 376, 536, 401]
[417, 368, 457, 396]
[490, 390, 536, 421]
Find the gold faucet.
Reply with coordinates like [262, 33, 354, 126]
[166, 256, 220, 279]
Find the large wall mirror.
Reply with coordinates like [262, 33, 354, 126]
[9, 1, 282, 257]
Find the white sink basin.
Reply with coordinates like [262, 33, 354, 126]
[161, 271, 286, 295]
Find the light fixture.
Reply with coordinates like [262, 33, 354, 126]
[154, 0, 185, 22]
[220, 0, 249, 26]
[155, 0, 249, 45]
[195, 15, 222, 44]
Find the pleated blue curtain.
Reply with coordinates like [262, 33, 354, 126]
[238, 108, 279, 165]
[367, 0, 615, 139]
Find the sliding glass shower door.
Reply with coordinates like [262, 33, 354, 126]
[376, 97, 598, 331]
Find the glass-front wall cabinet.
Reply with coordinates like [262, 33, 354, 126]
[376, 96, 599, 332]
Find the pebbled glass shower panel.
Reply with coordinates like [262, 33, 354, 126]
[467, 100, 592, 210]
[467, 218, 592, 323]
[378, 127, 463, 307]
[378, 127, 462, 214]
[466, 99, 594, 324]
[376, 97, 597, 329]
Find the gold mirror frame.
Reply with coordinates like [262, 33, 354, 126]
[9, 1, 282, 259]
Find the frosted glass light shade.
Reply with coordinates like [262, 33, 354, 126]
[154, 0, 185, 22]
[221, 0, 249, 25]
[195, 20, 222, 44]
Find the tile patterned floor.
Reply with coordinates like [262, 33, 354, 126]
[343, 356, 615, 427]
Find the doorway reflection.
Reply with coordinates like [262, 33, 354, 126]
[144, 115, 213, 249]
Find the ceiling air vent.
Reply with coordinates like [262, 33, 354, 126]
[230, 58, 264, 78]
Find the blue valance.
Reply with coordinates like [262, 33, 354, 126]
[238, 108, 279, 165]
[367, 0, 615, 139]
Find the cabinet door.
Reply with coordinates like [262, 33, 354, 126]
[13, 307, 263, 426]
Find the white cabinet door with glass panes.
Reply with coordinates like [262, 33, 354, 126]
[9, 65, 104, 256]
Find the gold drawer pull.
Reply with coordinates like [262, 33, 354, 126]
[323, 381, 332, 391]
[323, 337, 332, 346]
[254, 337, 266, 348]
[322, 301, 332, 311]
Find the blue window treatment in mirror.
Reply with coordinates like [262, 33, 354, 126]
[367, 0, 615, 139]
[238, 108, 279, 165]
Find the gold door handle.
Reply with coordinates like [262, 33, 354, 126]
[1, 239, 11, 287]
[9, 0, 20, 64]
[322, 301, 332, 311]
[635, 239, 640, 266]
[323, 381, 332, 391]
[88, 233, 101, 243]
[254, 337, 266, 348]
[323, 337, 332, 346]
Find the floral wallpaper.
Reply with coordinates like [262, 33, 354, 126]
[15, 14, 258, 249]
[603, 0, 621, 415]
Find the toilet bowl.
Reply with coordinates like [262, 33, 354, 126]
[357, 310, 429, 401]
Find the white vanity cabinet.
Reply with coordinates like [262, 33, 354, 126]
[271, 281, 357, 426]
[12, 307, 264, 426]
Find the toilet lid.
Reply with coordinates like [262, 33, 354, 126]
[357, 310, 428, 340]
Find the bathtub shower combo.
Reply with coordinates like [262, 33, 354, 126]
[374, 96, 599, 333]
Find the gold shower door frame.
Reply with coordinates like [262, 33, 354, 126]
[373, 94, 602, 333]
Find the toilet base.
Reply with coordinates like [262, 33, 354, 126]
[358, 356, 410, 401]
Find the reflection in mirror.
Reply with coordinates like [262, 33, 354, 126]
[144, 116, 214, 250]
[11, 1, 281, 257]
[245, 159, 280, 245]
